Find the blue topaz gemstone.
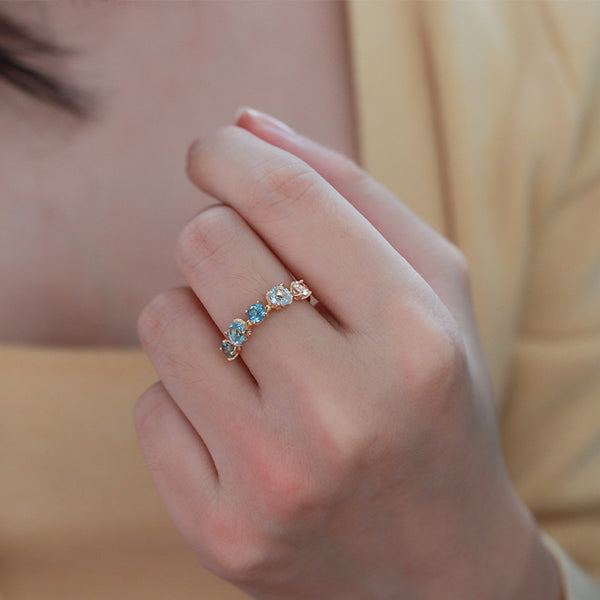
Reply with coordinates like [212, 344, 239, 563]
[247, 302, 267, 323]
[220, 340, 238, 359]
[267, 285, 292, 308]
[227, 319, 247, 345]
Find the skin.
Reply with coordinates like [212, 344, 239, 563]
[0, 3, 563, 596]
[0, 1, 357, 345]
[135, 109, 562, 600]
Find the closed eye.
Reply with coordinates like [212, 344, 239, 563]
[0, 11, 93, 117]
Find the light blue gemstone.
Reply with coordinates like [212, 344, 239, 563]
[267, 286, 292, 307]
[247, 302, 267, 323]
[227, 320, 247, 345]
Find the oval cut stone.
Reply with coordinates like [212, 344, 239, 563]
[267, 285, 292, 308]
[291, 280, 311, 299]
[220, 340, 238, 359]
[227, 320, 247, 345]
[247, 302, 267, 323]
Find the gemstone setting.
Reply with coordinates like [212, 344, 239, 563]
[220, 340, 239, 360]
[290, 280, 312, 299]
[221, 280, 311, 360]
[227, 319, 248, 345]
[247, 302, 267, 323]
[267, 285, 292, 308]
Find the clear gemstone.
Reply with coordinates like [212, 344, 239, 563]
[267, 285, 292, 307]
[247, 302, 267, 323]
[291, 280, 311, 299]
[227, 320, 247, 345]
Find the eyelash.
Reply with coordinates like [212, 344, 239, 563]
[0, 13, 92, 117]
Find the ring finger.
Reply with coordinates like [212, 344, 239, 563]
[175, 202, 339, 390]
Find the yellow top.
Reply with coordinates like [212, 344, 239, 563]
[1, 2, 599, 598]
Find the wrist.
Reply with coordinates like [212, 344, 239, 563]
[464, 475, 562, 600]
[492, 486, 562, 600]
[421, 469, 562, 600]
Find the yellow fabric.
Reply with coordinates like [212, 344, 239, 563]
[349, 1, 600, 598]
[2, 2, 599, 598]
[0, 345, 249, 599]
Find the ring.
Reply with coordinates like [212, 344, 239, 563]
[220, 280, 312, 360]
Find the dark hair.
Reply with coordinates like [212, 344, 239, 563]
[0, 13, 91, 117]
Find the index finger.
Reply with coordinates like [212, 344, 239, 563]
[186, 126, 431, 331]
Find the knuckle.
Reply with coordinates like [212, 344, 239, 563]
[176, 205, 240, 271]
[133, 382, 170, 470]
[309, 385, 386, 481]
[134, 382, 165, 433]
[260, 462, 316, 520]
[220, 544, 268, 584]
[207, 515, 268, 583]
[331, 417, 382, 475]
[137, 293, 171, 350]
[137, 288, 191, 351]
[248, 442, 321, 524]
[248, 158, 321, 221]
[407, 311, 466, 399]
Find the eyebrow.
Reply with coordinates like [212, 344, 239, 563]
[0, 12, 93, 117]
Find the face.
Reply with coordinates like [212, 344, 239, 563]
[0, 2, 358, 345]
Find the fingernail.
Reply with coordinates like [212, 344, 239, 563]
[234, 106, 296, 135]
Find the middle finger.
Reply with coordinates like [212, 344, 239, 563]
[186, 126, 431, 332]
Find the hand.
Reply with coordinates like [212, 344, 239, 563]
[135, 108, 561, 600]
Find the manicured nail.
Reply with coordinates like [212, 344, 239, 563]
[234, 106, 296, 135]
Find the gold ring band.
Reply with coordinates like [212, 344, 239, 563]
[220, 280, 312, 361]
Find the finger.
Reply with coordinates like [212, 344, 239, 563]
[175, 203, 340, 388]
[137, 286, 260, 471]
[234, 108, 474, 333]
[186, 126, 432, 332]
[134, 381, 219, 548]
[234, 109, 485, 365]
